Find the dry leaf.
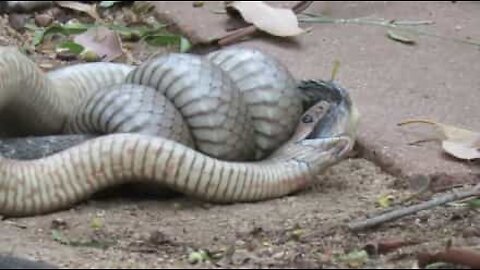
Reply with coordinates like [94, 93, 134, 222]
[442, 141, 480, 160]
[387, 29, 416, 45]
[227, 1, 304, 36]
[55, 1, 101, 21]
[74, 26, 124, 62]
[398, 119, 480, 160]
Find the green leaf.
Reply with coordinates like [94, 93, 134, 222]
[108, 23, 168, 41]
[336, 250, 369, 268]
[387, 29, 416, 45]
[51, 230, 70, 245]
[188, 250, 210, 264]
[32, 30, 45, 46]
[377, 194, 395, 208]
[144, 34, 192, 52]
[90, 217, 104, 230]
[24, 23, 40, 32]
[330, 59, 341, 81]
[99, 1, 122, 8]
[110, 25, 150, 41]
[28, 22, 93, 46]
[180, 37, 192, 53]
[56, 41, 85, 55]
[466, 198, 480, 209]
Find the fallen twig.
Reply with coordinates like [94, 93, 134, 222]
[348, 183, 480, 232]
[218, 25, 256, 46]
[217, 1, 313, 46]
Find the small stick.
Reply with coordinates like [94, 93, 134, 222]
[218, 25, 257, 46]
[217, 1, 313, 46]
[348, 183, 480, 232]
[292, 1, 314, 13]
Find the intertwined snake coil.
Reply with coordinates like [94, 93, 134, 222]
[0, 46, 359, 217]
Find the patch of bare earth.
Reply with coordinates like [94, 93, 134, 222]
[0, 157, 478, 268]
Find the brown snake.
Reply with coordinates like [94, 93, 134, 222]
[0, 46, 359, 217]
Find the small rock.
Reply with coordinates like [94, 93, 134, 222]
[8, 13, 30, 32]
[149, 230, 171, 245]
[56, 51, 78, 61]
[132, 232, 142, 240]
[51, 218, 68, 230]
[463, 226, 480, 238]
[48, 7, 63, 17]
[272, 251, 286, 260]
[35, 14, 53, 27]
[39, 62, 54, 70]
[235, 239, 246, 247]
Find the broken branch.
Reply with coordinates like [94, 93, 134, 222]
[348, 183, 480, 232]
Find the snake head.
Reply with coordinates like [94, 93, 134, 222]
[297, 79, 360, 141]
[272, 81, 359, 170]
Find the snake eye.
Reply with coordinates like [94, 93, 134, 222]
[301, 114, 313, 123]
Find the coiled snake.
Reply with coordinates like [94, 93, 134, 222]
[0, 46, 359, 217]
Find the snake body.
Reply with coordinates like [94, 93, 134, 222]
[0, 46, 358, 216]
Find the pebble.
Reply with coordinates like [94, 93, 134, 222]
[35, 14, 53, 27]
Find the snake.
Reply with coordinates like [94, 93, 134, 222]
[0, 46, 359, 217]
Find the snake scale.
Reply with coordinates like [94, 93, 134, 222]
[0, 46, 359, 217]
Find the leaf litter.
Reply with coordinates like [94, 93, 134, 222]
[398, 119, 480, 160]
[15, 1, 191, 63]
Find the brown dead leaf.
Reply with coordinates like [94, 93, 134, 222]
[55, 1, 101, 21]
[398, 119, 480, 160]
[227, 1, 304, 37]
[73, 26, 124, 62]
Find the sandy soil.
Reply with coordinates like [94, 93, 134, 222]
[1, 157, 478, 269]
[0, 3, 479, 269]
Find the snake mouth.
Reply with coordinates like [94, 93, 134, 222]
[299, 80, 359, 140]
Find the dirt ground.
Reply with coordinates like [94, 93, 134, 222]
[0, 2, 479, 269]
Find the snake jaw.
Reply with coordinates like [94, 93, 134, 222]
[273, 79, 358, 170]
[297, 79, 359, 141]
[297, 135, 354, 164]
